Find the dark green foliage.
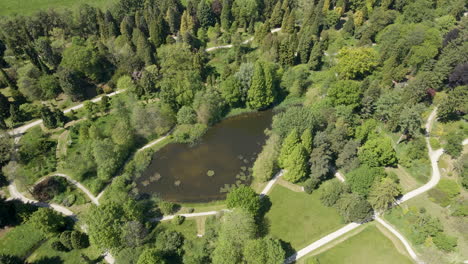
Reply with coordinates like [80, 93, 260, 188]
[272, 106, 322, 138]
[158, 201, 177, 215]
[172, 124, 207, 143]
[176, 106, 197, 125]
[60, 39, 104, 81]
[197, 0, 215, 28]
[71, 231, 89, 249]
[56, 67, 86, 101]
[0, 93, 9, 119]
[335, 193, 373, 223]
[0, 254, 22, 264]
[336, 140, 360, 172]
[247, 61, 276, 110]
[155, 230, 184, 256]
[60, 231, 73, 250]
[137, 248, 167, 264]
[226, 186, 260, 216]
[51, 240, 68, 252]
[327, 80, 362, 109]
[173, 215, 185, 225]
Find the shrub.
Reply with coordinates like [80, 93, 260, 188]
[173, 215, 185, 225]
[172, 124, 208, 143]
[444, 132, 463, 158]
[303, 178, 320, 194]
[433, 233, 457, 252]
[252, 134, 281, 182]
[71, 231, 89, 249]
[51, 240, 68, 252]
[226, 186, 261, 216]
[60, 231, 73, 250]
[159, 201, 177, 215]
[429, 179, 460, 206]
[319, 180, 348, 207]
[429, 138, 441, 149]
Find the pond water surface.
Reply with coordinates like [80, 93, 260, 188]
[137, 110, 273, 203]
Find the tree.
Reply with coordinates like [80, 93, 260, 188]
[220, 0, 232, 31]
[335, 193, 373, 223]
[28, 208, 66, 237]
[0, 131, 13, 165]
[60, 39, 103, 81]
[111, 120, 134, 146]
[197, 0, 215, 28]
[336, 140, 360, 172]
[56, 67, 86, 101]
[180, 10, 195, 35]
[301, 129, 313, 155]
[155, 230, 184, 255]
[177, 106, 197, 125]
[308, 41, 323, 70]
[137, 249, 167, 264]
[327, 80, 362, 109]
[41, 106, 59, 129]
[252, 134, 281, 182]
[309, 144, 333, 184]
[247, 62, 276, 110]
[445, 132, 463, 158]
[397, 106, 423, 139]
[192, 88, 226, 125]
[93, 138, 120, 181]
[346, 165, 386, 197]
[226, 186, 260, 216]
[368, 178, 401, 211]
[243, 237, 285, 264]
[71, 231, 89, 249]
[0, 93, 10, 119]
[212, 210, 257, 264]
[319, 180, 348, 207]
[34, 37, 60, 69]
[37, 75, 61, 100]
[358, 137, 397, 167]
[149, 16, 165, 48]
[219, 76, 243, 107]
[336, 47, 378, 79]
[86, 202, 125, 250]
[278, 129, 300, 167]
[283, 145, 309, 183]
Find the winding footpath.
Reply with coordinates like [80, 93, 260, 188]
[285, 107, 467, 264]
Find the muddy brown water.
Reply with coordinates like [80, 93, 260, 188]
[137, 110, 273, 203]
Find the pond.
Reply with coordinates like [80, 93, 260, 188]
[136, 110, 273, 203]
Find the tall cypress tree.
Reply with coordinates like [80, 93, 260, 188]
[105, 11, 118, 38]
[269, 1, 283, 28]
[149, 16, 165, 48]
[220, 0, 232, 31]
[120, 15, 134, 45]
[247, 62, 274, 110]
[278, 128, 300, 167]
[180, 10, 195, 35]
[284, 145, 309, 183]
[0, 93, 10, 119]
[297, 27, 314, 64]
[308, 41, 323, 70]
[197, 0, 215, 28]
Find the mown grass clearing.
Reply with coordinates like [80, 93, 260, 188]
[305, 224, 413, 264]
[0, 0, 117, 16]
[27, 238, 102, 264]
[386, 166, 421, 192]
[0, 223, 44, 258]
[265, 184, 343, 250]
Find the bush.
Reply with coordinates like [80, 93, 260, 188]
[172, 124, 208, 144]
[433, 233, 457, 252]
[173, 215, 185, 225]
[159, 201, 177, 215]
[71, 231, 89, 249]
[60, 231, 73, 250]
[226, 186, 261, 216]
[51, 240, 68, 252]
[303, 178, 320, 194]
[429, 138, 441, 149]
[319, 180, 348, 207]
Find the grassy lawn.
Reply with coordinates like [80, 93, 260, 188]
[0, 223, 44, 258]
[156, 218, 199, 241]
[27, 238, 103, 264]
[306, 224, 413, 264]
[384, 193, 468, 263]
[0, 0, 117, 16]
[386, 166, 421, 192]
[265, 185, 344, 250]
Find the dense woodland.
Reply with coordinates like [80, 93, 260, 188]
[0, 0, 467, 263]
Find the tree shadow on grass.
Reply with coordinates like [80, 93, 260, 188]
[31, 256, 63, 264]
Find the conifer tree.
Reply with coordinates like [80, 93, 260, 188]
[283, 145, 308, 183]
[247, 62, 275, 110]
[301, 129, 313, 154]
[41, 106, 57, 129]
[343, 11, 355, 34]
[104, 11, 118, 38]
[283, 10, 296, 34]
[120, 15, 134, 45]
[297, 27, 314, 64]
[180, 10, 195, 35]
[269, 1, 283, 28]
[9, 104, 20, 123]
[197, 0, 215, 28]
[281, 7, 290, 30]
[149, 16, 165, 48]
[278, 129, 300, 167]
[221, 0, 232, 31]
[166, 8, 179, 34]
[0, 118, 6, 129]
[308, 41, 323, 70]
[0, 93, 9, 119]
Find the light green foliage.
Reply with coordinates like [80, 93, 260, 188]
[193, 88, 226, 125]
[444, 131, 463, 158]
[232, 0, 258, 26]
[172, 124, 207, 144]
[60, 38, 103, 81]
[327, 80, 362, 109]
[359, 137, 397, 167]
[281, 65, 310, 97]
[335, 193, 373, 223]
[93, 138, 121, 181]
[137, 248, 166, 264]
[283, 145, 309, 183]
[301, 129, 313, 154]
[336, 47, 378, 79]
[176, 106, 197, 125]
[219, 76, 244, 107]
[272, 106, 322, 138]
[252, 134, 281, 182]
[212, 210, 257, 264]
[428, 179, 460, 207]
[154, 230, 183, 255]
[278, 129, 300, 167]
[111, 120, 134, 146]
[319, 179, 349, 207]
[433, 233, 458, 252]
[346, 165, 386, 197]
[242, 237, 285, 264]
[117, 75, 137, 92]
[355, 119, 378, 143]
[28, 208, 65, 237]
[368, 178, 402, 211]
[0, 131, 13, 165]
[226, 186, 260, 216]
